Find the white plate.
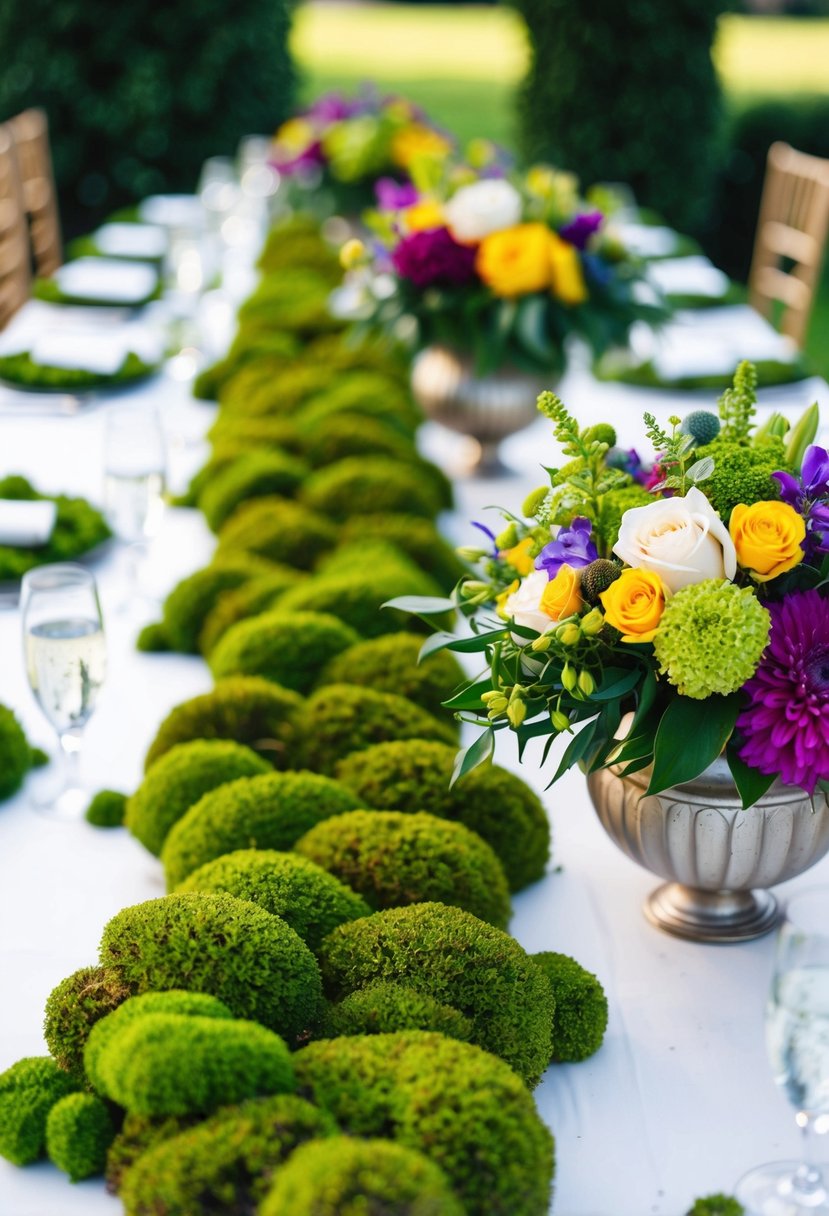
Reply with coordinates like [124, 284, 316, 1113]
[94, 223, 167, 260]
[55, 259, 158, 305]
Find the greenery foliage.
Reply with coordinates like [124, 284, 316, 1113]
[43, 966, 130, 1083]
[45, 1093, 115, 1181]
[325, 980, 474, 1042]
[217, 497, 337, 570]
[0, 1057, 78, 1166]
[533, 951, 608, 1063]
[0, 703, 39, 801]
[198, 573, 307, 656]
[209, 610, 359, 693]
[85, 789, 127, 828]
[300, 457, 443, 520]
[200, 450, 310, 533]
[318, 632, 465, 720]
[278, 566, 450, 639]
[338, 514, 468, 592]
[151, 555, 280, 654]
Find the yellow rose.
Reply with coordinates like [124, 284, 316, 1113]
[500, 537, 535, 576]
[403, 199, 445, 233]
[540, 563, 583, 621]
[550, 233, 588, 305]
[390, 124, 452, 171]
[600, 569, 670, 643]
[729, 501, 806, 582]
[475, 224, 553, 298]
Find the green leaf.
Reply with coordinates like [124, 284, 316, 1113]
[589, 667, 642, 702]
[726, 743, 776, 810]
[549, 716, 600, 787]
[383, 595, 456, 616]
[442, 678, 494, 711]
[646, 694, 740, 796]
[450, 729, 494, 788]
[418, 632, 460, 661]
[515, 295, 553, 365]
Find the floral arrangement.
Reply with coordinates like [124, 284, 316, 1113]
[270, 89, 453, 214]
[349, 163, 660, 375]
[399, 363, 829, 805]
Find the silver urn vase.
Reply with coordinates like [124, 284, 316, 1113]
[587, 757, 829, 943]
[410, 345, 555, 476]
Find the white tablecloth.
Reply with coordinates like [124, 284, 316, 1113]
[1, 362, 829, 1216]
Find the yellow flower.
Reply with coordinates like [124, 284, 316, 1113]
[273, 117, 315, 156]
[500, 537, 535, 576]
[403, 199, 445, 233]
[475, 223, 553, 298]
[339, 239, 366, 270]
[600, 569, 670, 643]
[496, 578, 520, 621]
[540, 563, 583, 621]
[549, 233, 588, 305]
[729, 501, 806, 582]
[390, 124, 452, 170]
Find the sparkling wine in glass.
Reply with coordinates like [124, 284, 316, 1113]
[737, 887, 829, 1215]
[103, 404, 166, 608]
[21, 564, 106, 819]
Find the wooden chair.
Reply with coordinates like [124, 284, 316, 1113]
[0, 126, 31, 329]
[748, 141, 829, 349]
[7, 108, 62, 277]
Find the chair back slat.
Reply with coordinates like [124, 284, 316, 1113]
[7, 108, 62, 277]
[0, 126, 30, 329]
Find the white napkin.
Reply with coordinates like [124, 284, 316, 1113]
[94, 223, 167, 260]
[646, 256, 730, 299]
[29, 333, 128, 375]
[55, 259, 158, 305]
[0, 500, 57, 546]
[615, 223, 680, 259]
[139, 194, 205, 230]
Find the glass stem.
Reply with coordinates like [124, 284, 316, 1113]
[794, 1111, 827, 1198]
[58, 728, 83, 796]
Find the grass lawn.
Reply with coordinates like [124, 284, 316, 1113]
[293, 4, 829, 376]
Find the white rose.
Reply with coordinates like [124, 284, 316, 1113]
[444, 179, 523, 244]
[613, 486, 737, 594]
[503, 570, 551, 640]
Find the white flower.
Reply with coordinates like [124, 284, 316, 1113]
[444, 180, 523, 244]
[503, 570, 550, 640]
[613, 486, 737, 594]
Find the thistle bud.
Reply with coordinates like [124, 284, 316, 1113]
[507, 700, 527, 728]
[557, 622, 581, 646]
[581, 559, 621, 605]
[578, 670, 595, 696]
[580, 606, 605, 636]
[551, 710, 571, 732]
[561, 663, 577, 692]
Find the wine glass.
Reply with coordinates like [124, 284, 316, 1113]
[103, 404, 166, 608]
[21, 564, 106, 819]
[737, 887, 829, 1215]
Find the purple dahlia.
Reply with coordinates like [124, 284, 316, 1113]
[535, 517, 598, 579]
[391, 227, 477, 289]
[737, 589, 829, 794]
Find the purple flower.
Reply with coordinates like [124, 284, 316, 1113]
[391, 228, 478, 289]
[471, 521, 499, 557]
[375, 178, 419, 212]
[559, 211, 604, 251]
[272, 142, 325, 176]
[606, 447, 651, 487]
[774, 445, 829, 558]
[535, 517, 598, 579]
[737, 589, 829, 794]
[307, 92, 362, 123]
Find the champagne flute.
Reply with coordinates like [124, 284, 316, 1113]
[737, 887, 829, 1215]
[103, 404, 166, 609]
[21, 564, 106, 819]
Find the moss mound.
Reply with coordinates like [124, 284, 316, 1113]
[300, 413, 416, 468]
[0, 703, 38, 801]
[154, 554, 278, 655]
[339, 513, 468, 592]
[127, 739, 270, 856]
[143, 677, 303, 772]
[98, 893, 324, 1045]
[259, 1136, 464, 1216]
[299, 685, 457, 776]
[296, 810, 511, 928]
[85, 789, 127, 828]
[533, 951, 609, 1063]
[319, 632, 463, 721]
[161, 770, 361, 889]
[301, 456, 441, 521]
[295, 1032, 555, 1216]
[45, 1093, 115, 1181]
[314, 538, 421, 582]
[325, 981, 473, 1042]
[278, 566, 448, 639]
[135, 621, 170, 653]
[320, 903, 553, 1086]
[336, 740, 550, 893]
[0, 1057, 78, 1165]
[209, 610, 358, 694]
[207, 413, 302, 453]
[198, 572, 305, 656]
[117, 1095, 335, 1216]
[105, 1113, 192, 1194]
[295, 372, 421, 435]
[216, 497, 337, 570]
[177, 849, 370, 952]
[43, 966, 131, 1083]
[200, 450, 310, 532]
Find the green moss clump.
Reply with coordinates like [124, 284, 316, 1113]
[325, 981, 473, 1042]
[46, 1093, 115, 1181]
[198, 572, 305, 656]
[299, 685, 457, 776]
[320, 903, 553, 1086]
[98, 893, 324, 1044]
[295, 1032, 555, 1216]
[301, 457, 441, 521]
[319, 633, 464, 721]
[693, 435, 787, 519]
[217, 497, 337, 570]
[85, 789, 127, 828]
[295, 372, 421, 435]
[136, 621, 170, 653]
[339, 513, 468, 592]
[161, 771, 361, 889]
[209, 611, 359, 694]
[336, 740, 550, 893]
[296, 810, 511, 928]
[0, 703, 39, 800]
[533, 951, 608, 1063]
[207, 413, 302, 453]
[278, 568, 450, 639]
[126, 739, 270, 856]
[177, 849, 370, 952]
[118, 1095, 336, 1215]
[687, 1195, 745, 1216]
[236, 268, 341, 337]
[93, 1012, 295, 1116]
[143, 677, 303, 772]
[314, 538, 420, 581]
[194, 333, 299, 402]
[300, 413, 417, 467]
[199, 450, 310, 532]
[0, 477, 111, 582]
[105, 1112, 191, 1193]
[155, 554, 277, 654]
[0, 1057, 79, 1165]
[259, 1136, 465, 1216]
[43, 966, 130, 1084]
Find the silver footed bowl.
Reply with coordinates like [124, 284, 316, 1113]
[410, 344, 555, 476]
[587, 756, 829, 943]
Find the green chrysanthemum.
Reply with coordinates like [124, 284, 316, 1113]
[653, 580, 770, 700]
